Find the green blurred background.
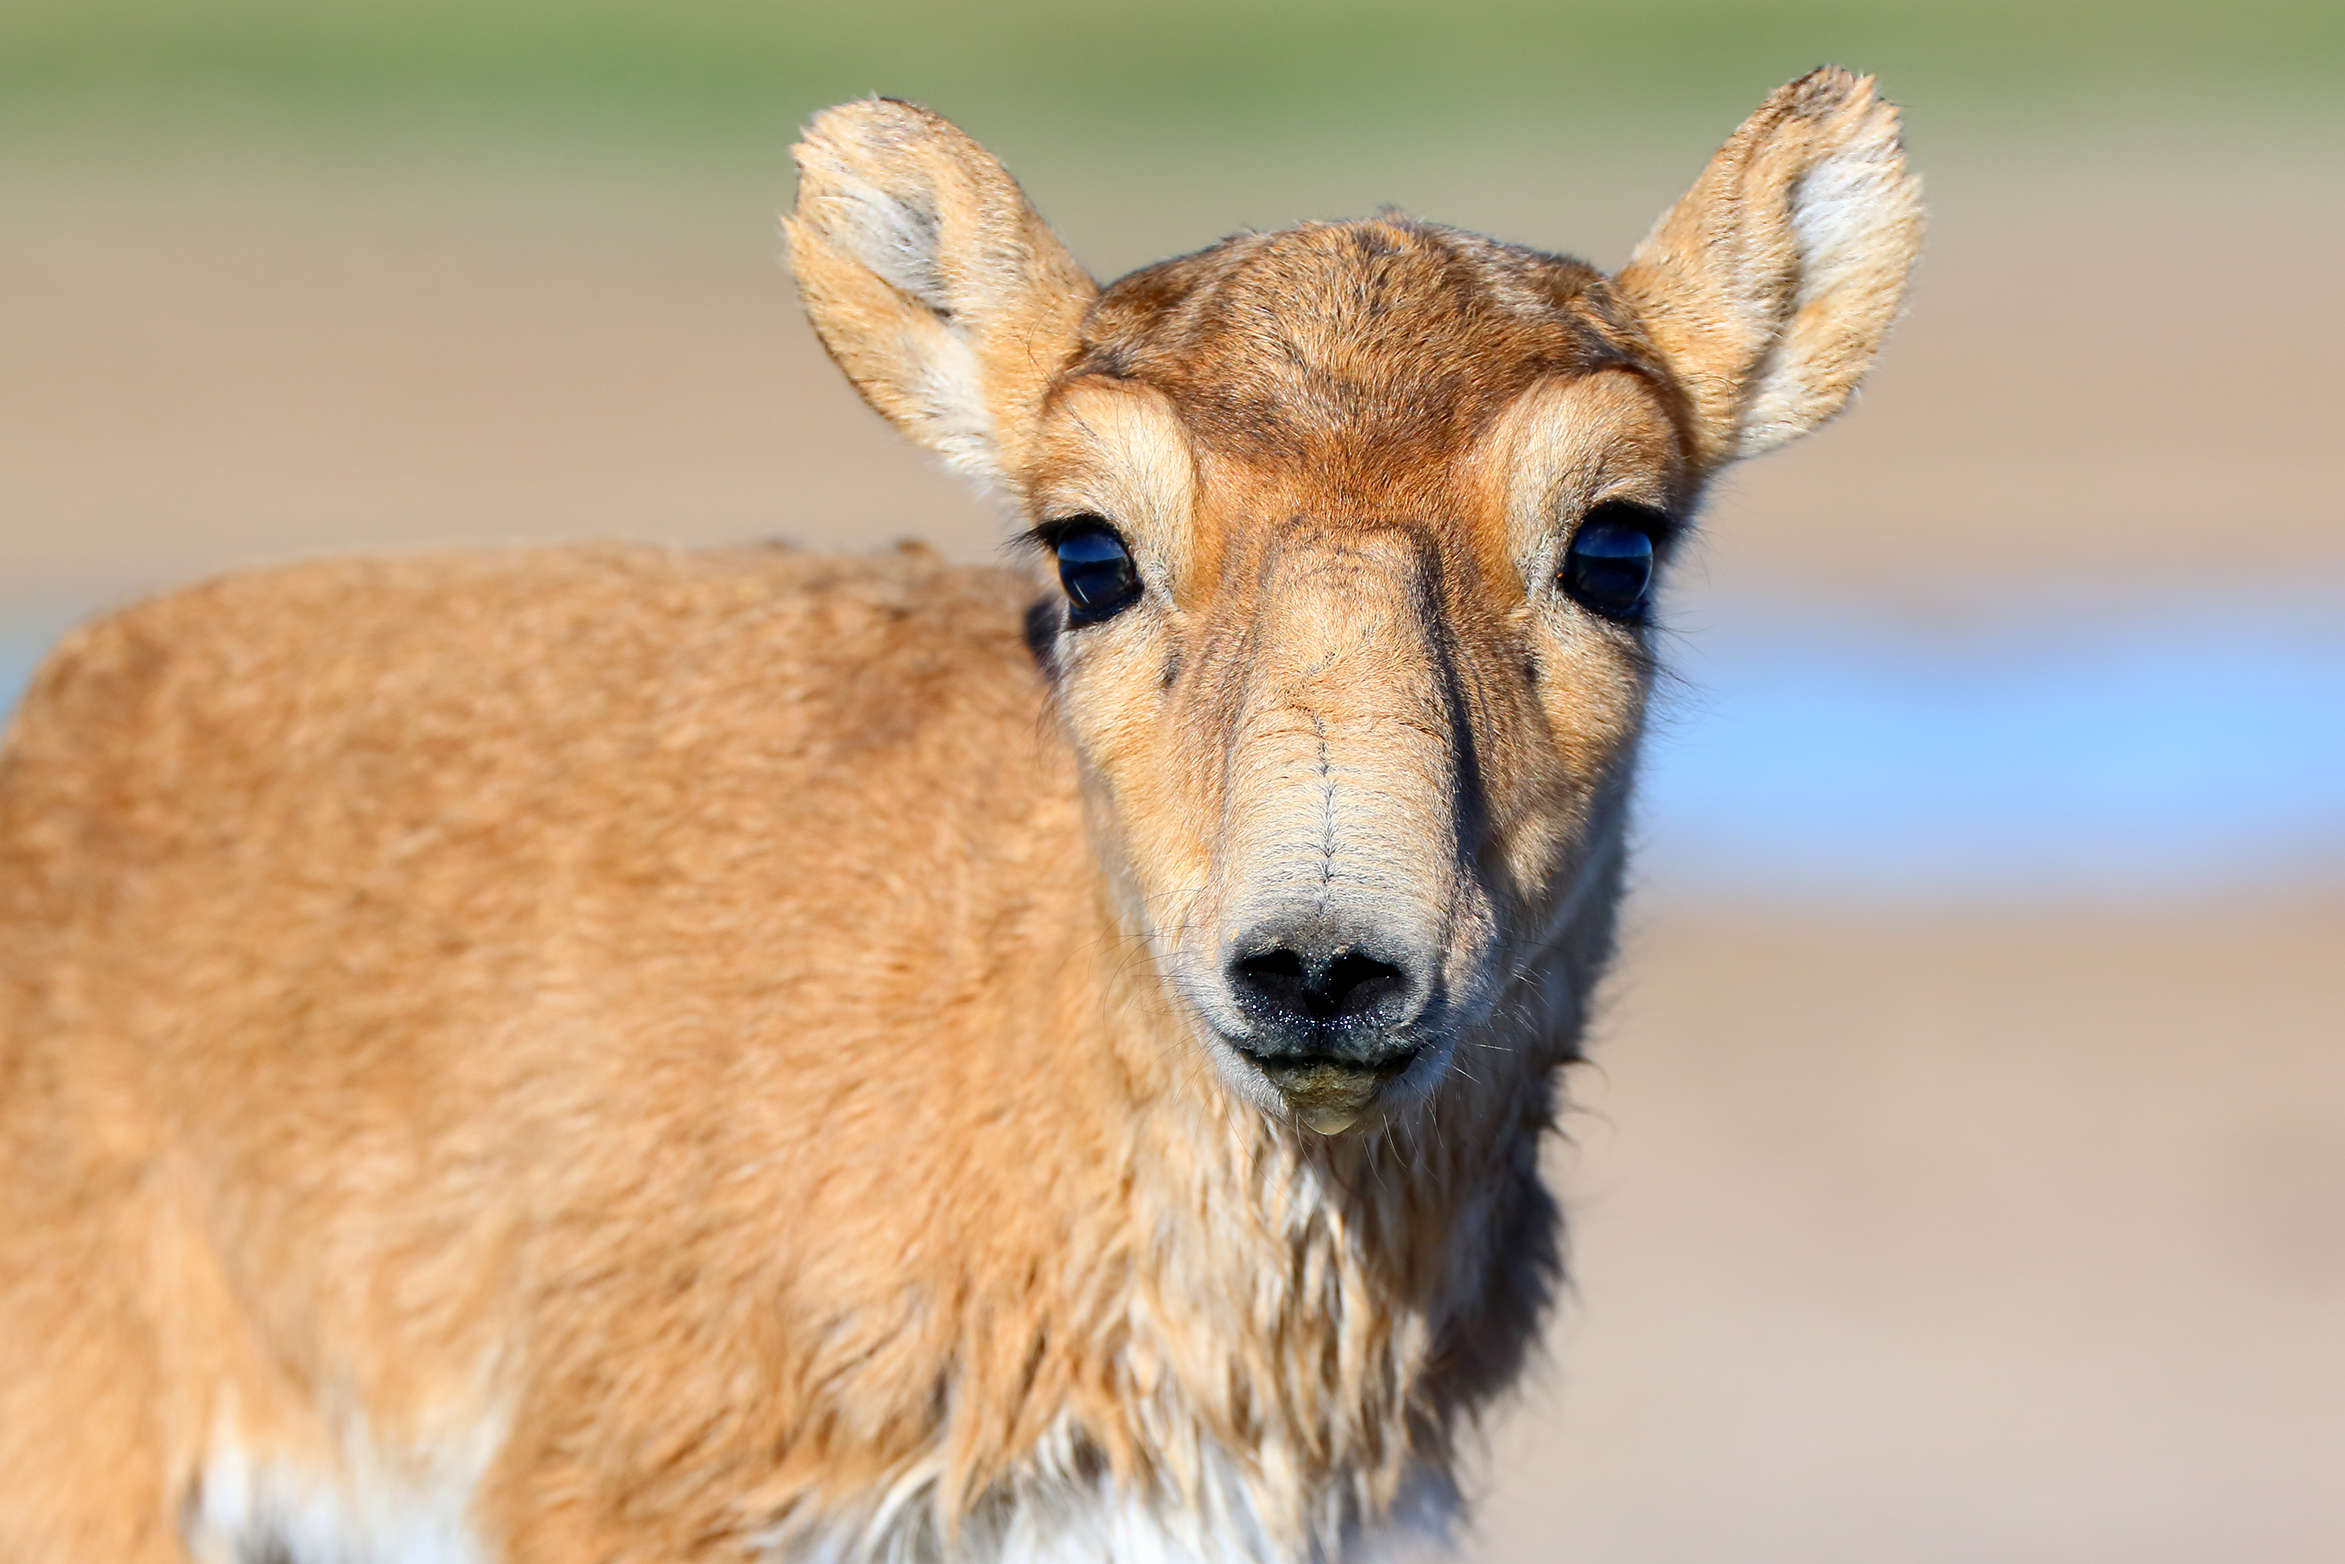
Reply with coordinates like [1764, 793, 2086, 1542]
[9, 0, 2342, 282]
[4, 4, 2341, 1560]
[8, 0, 2341, 143]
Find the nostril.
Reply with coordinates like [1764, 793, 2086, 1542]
[1238, 949, 1304, 983]
[1320, 950, 1407, 1021]
[1230, 945, 1412, 1028]
[1232, 948, 1310, 1018]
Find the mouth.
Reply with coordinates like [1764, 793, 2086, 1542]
[1235, 1047, 1421, 1135]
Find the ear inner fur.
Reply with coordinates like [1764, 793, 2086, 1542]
[786, 98, 1099, 493]
[1615, 65, 1924, 467]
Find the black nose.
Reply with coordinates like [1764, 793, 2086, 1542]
[1232, 947, 1408, 1026]
[1225, 932, 1424, 1057]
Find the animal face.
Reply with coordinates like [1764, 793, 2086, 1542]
[786, 70, 1921, 1132]
[1018, 226, 1685, 1128]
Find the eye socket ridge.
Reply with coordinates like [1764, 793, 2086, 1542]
[1556, 497, 1669, 622]
[1033, 513, 1145, 626]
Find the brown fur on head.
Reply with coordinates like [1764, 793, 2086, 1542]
[789, 69, 1921, 1134]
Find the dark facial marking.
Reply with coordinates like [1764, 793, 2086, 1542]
[1022, 597, 1061, 673]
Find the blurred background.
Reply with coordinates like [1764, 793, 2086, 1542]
[3, 2, 2340, 1558]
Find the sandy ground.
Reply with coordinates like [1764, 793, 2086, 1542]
[1478, 903, 2345, 1563]
[4, 138, 2341, 1559]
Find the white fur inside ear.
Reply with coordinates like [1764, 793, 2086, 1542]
[899, 327, 998, 487]
[800, 170, 1002, 488]
[818, 179, 957, 320]
[789, 99, 1100, 501]
[1734, 102, 1919, 458]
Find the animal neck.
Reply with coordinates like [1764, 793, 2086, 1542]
[1062, 880, 1579, 1551]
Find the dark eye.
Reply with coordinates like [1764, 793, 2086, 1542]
[1558, 502, 1662, 621]
[1051, 518, 1143, 625]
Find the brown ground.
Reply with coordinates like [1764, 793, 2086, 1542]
[1480, 904, 2345, 1563]
[4, 138, 2340, 1559]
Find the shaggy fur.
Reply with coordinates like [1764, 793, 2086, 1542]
[0, 69, 1919, 1563]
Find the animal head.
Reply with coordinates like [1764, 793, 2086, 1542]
[787, 68, 1920, 1134]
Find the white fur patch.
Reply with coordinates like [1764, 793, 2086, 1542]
[185, 1408, 503, 1564]
[820, 179, 953, 316]
[1733, 98, 1920, 457]
[901, 331, 1001, 489]
[1784, 138, 1899, 306]
[755, 1441, 1456, 1564]
[798, 171, 1003, 491]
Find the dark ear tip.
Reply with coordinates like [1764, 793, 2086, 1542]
[1787, 64, 1864, 100]
[1773, 64, 1898, 129]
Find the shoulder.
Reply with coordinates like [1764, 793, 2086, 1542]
[3, 541, 1055, 808]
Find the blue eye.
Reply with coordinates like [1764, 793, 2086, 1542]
[1558, 502, 1662, 620]
[1051, 519, 1143, 624]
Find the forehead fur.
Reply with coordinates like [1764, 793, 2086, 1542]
[1068, 216, 1665, 473]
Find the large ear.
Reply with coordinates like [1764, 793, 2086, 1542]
[1615, 67, 1923, 468]
[785, 99, 1098, 496]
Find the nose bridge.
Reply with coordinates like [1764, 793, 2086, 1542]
[1239, 520, 1451, 740]
[1218, 520, 1467, 931]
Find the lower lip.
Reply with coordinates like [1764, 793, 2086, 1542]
[1241, 1051, 1419, 1134]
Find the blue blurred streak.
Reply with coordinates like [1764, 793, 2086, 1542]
[1640, 603, 2345, 902]
[4, 602, 2342, 904]
[0, 637, 46, 720]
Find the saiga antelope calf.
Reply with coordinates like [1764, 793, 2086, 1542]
[0, 68, 1920, 1563]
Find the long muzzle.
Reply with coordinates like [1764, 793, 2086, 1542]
[1199, 521, 1486, 1128]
